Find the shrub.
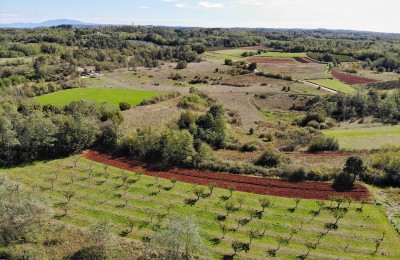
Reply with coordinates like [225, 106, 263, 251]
[254, 149, 282, 168]
[333, 171, 354, 191]
[176, 60, 188, 69]
[225, 59, 233, 66]
[368, 146, 400, 185]
[248, 62, 257, 71]
[119, 102, 131, 111]
[241, 142, 258, 152]
[282, 167, 308, 182]
[0, 176, 47, 245]
[308, 136, 339, 153]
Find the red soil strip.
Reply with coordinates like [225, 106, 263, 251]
[82, 151, 370, 201]
[293, 57, 315, 64]
[332, 70, 379, 85]
[247, 57, 296, 64]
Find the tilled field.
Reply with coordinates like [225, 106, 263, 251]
[293, 57, 316, 63]
[332, 70, 379, 85]
[83, 151, 370, 201]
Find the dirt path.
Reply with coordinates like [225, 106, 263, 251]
[83, 151, 370, 201]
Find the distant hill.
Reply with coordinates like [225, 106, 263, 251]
[0, 19, 97, 28]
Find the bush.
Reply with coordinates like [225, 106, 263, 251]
[282, 167, 308, 182]
[0, 176, 47, 245]
[224, 59, 233, 66]
[333, 171, 354, 191]
[176, 60, 188, 69]
[254, 149, 282, 168]
[248, 62, 257, 71]
[119, 102, 131, 111]
[308, 136, 339, 153]
[241, 142, 258, 152]
[368, 146, 400, 185]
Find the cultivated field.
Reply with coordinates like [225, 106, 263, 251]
[310, 79, 357, 94]
[258, 62, 331, 80]
[34, 88, 159, 107]
[332, 70, 379, 85]
[323, 125, 400, 150]
[4, 155, 400, 259]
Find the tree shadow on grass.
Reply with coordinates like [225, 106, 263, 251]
[184, 198, 198, 206]
[95, 180, 105, 186]
[220, 195, 230, 201]
[287, 207, 296, 213]
[119, 230, 130, 237]
[210, 237, 221, 245]
[138, 221, 150, 229]
[216, 215, 227, 221]
[127, 179, 137, 184]
[267, 249, 277, 257]
[324, 223, 338, 230]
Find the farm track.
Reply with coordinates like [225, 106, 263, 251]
[83, 150, 370, 201]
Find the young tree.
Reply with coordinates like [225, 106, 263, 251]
[120, 170, 129, 186]
[228, 185, 236, 198]
[259, 197, 271, 213]
[236, 195, 245, 209]
[207, 182, 216, 196]
[64, 189, 75, 204]
[192, 185, 205, 201]
[343, 156, 365, 183]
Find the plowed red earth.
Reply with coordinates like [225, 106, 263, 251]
[247, 57, 295, 64]
[83, 151, 370, 201]
[332, 70, 379, 85]
[293, 57, 315, 63]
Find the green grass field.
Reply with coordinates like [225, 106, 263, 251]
[257, 52, 307, 58]
[34, 88, 159, 107]
[3, 156, 400, 259]
[307, 53, 358, 63]
[310, 79, 357, 94]
[323, 125, 400, 150]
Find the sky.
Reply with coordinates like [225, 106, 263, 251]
[0, 0, 399, 33]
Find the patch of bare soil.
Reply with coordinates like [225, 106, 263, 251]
[83, 151, 370, 201]
[210, 92, 264, 129]
[254, 93, 311, 111]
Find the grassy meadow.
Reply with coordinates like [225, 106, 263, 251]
[3, 156, 400, 259]
[310, 79, 357, 94]
[323, 125, 400, 150]
[34, 88, 159, 107]
[257, 52, 307, 58]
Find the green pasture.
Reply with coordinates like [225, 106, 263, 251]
[257, 52, 307, 58]
[34, 88, 159, 107]
[323, 125, 400, 150]
[3, 156, 400, 259]
[310, 79, 357, 94]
